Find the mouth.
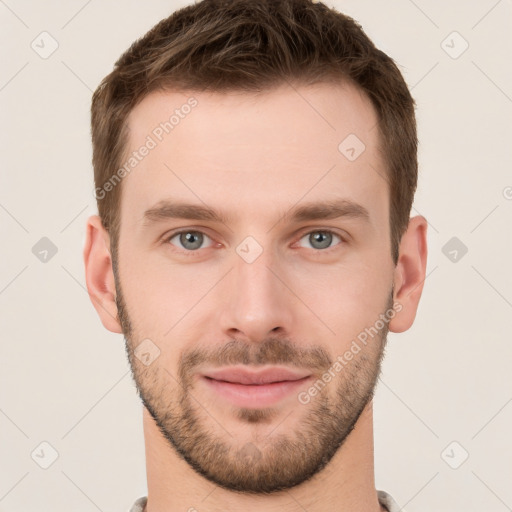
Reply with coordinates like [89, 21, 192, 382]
[202, 366, 312, 385]
[200, 366, 313, 408]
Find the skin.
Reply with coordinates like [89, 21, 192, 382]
[84, 81, 427, 512]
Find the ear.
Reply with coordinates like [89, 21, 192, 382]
[83, 215, 123, 333]
[389, 215, 428, 333]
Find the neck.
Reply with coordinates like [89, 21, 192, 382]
[142, 400, 385, 512]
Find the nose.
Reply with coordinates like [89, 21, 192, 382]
[219, 241, 295, 343]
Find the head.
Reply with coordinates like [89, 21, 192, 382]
[85, 0, 427, 495]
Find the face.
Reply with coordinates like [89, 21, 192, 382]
[113, 82, 397, 493]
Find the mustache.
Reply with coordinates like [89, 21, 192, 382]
[178, 337, 333, 383]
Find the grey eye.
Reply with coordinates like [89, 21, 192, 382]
[298, 230, 341, 250]
[169, 231, 211, 251]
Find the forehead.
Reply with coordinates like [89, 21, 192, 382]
[126, 81, 379, 153]
[120, 81, 386, 229]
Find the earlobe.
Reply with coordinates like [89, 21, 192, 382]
[389, 215, 428, 333]
[83, 215, 123, 333]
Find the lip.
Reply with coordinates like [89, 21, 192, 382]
[200, 366, 312, 408]
[202, 366, 312, 385]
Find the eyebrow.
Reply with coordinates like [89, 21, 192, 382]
[141, 198, 370, 227]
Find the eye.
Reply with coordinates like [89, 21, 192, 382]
[162, 228, 345, 255]
[164, 230, 214, 252]
[297, 229, 344, 251]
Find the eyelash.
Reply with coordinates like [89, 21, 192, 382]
[161, 228, 347, 257]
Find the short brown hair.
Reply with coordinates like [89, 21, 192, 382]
[91, 0, 417, 265]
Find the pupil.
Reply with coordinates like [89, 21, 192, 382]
[312, 231, 331, 249]
[182, 231, 202, 249]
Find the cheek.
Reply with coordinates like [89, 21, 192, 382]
[291, 258, 392, 344]
[118, 251, 170, 330]
[119, 248, 219, 338]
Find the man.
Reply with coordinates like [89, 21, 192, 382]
[83, 0, 427, 510]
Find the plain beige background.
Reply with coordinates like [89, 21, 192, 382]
[1, 1, 511, 511]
